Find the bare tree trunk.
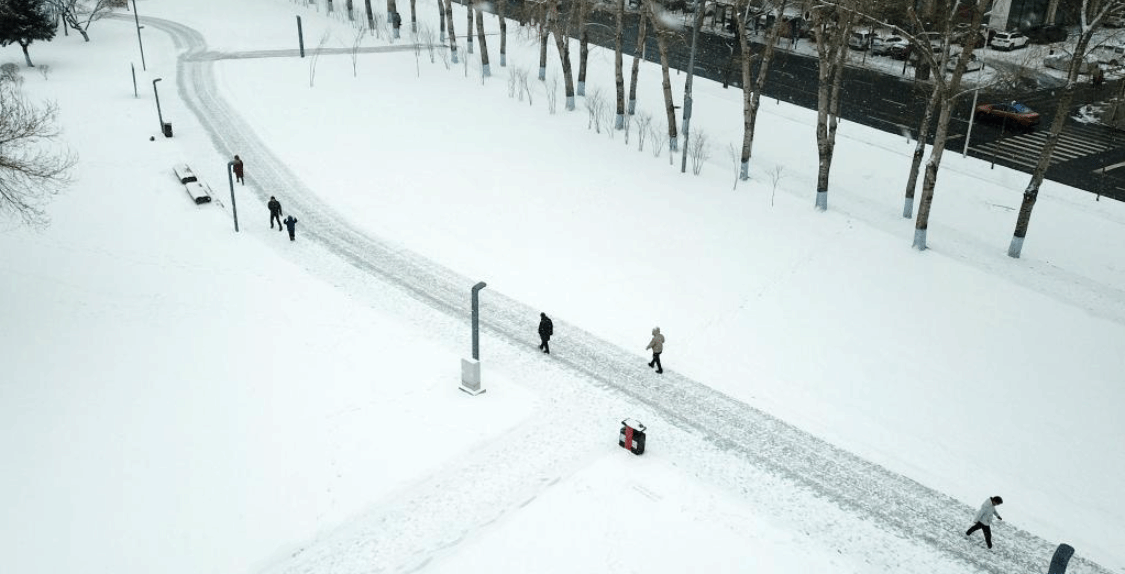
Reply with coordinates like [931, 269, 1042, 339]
[498, 0, 508, 66]
[912, 2, 984, 249]
[467, 0, 475, 53]
[550, 0, 577, 110]
[1010, 27, 1098, 258]
[409, 0, 417, 31]
[20, 42, 35, 68]
[903, 82, 940, 218]
[365, 0, 375, 30]
[444, 0, 459, 63]
[737, 0, 787, 180]
[577, 0, 590, 96]
[627, 6, 647, 115]
[475, 0, 491, 76]
[346, 0, 355, 20]
[810, 5, 853, 211]
[539, 2, 549, 80]
[650, 3, 678, 152]
[614, 0, 625, 128]
[439, 0, 446, 41]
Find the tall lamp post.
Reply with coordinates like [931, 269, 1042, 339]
[460, 281, 488, 396]
[131, 0, 146, 70]
[226, 160, 240, 232]
[152, 78, 165, 135]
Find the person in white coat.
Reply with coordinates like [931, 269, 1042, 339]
[646, 327, 665, 374]
[965, 496, 1004, 549]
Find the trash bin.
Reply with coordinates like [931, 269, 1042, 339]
[162, 122, 173, 138]
[618, 418, 646, 455]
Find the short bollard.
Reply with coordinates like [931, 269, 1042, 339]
[619, 419, 646, 455]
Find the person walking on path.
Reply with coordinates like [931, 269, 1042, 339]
[283, 215, 298, 241]
[646, 327, 665, 374]
[965, 496, 1004, 549]
[1093, 65, 1105, 88]
[268, 196, 283, 231]
[538, 312, 553, 354]
[232, 155, 245, 184]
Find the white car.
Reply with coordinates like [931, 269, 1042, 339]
[990, 32, 1029, 51]
[1044, 50, 1100, 74]
[871, 35, 908, 56]
[1091, 44, 1125, 66]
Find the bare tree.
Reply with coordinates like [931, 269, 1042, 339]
[769, 164, 785, 207]
[807, 0, 855, 211]
[627, 1, 648, 115]
[0, 78, 77, 226]
[550, 0, 577, 110]
[735, 0, 788, 180]
[614, 0, 626, 128]
[651, 122, 668, 157]
[365, 0, 376, 29]
[48, 0, 126, 42]
[688, 130, 710, 174]
[538, 0, 550, 79]
[576, 0, 592, 96]
[649, 0, 679, 152]
[388, 0, 401, 38]
[466, 0, 475, 53]
[309, 30, 331, 87]
[1009, 0, 1123, 258]
[409, 0, 417, 31]
[586, 87, 607, 132]
[636, 111, 653, 152]
[350, 25, 366, 76]
[498, 0, 509, 66]
[910, 1, 985, 250]
[474, 0, 491, 76]
[443, 0, 459, 63]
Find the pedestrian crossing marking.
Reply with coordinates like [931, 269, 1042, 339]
[969, 124, 1121, 169]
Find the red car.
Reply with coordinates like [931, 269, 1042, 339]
[975, 101, 1041, 129]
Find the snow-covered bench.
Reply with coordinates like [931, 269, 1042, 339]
[184, 181, 213, 204]
[173, 163, 198, 185]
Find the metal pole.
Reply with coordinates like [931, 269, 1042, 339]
[152, 78, 164, 134]
[227, 161, 240, 232]
[963, 86, 979, 157]
[680, 0, 706, 174]
[297, 16, 306, 58]
[131, 63, 137, 98]
[470, 281, 487, 360]
[131, 0, 146, 71]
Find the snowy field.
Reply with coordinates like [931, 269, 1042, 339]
[1, 1, 1123, 574]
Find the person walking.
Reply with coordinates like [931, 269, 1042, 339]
[646, 327, 665, 374]
[1093, 65, 1105, 88]
[268, 196, 283, 231]
[965, 496, 1004, 549]
[232, 155, 245, 184]
[283, 214, 298, 241]
[538, 312, 553, 354]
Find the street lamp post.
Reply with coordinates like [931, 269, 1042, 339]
[131, 0, 146, 71]
[152, 78, 165, 136]
[460, 281, 488, 396]
[226, 161, 240, 232]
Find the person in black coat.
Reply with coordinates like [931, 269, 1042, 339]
[538, 312, 553, 353]
[283, 215, 298, 241]
[268, 196, 283, 231]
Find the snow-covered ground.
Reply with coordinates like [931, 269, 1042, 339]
[2, 1, 1123, 574]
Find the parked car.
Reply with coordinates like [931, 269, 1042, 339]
[848, 30, 875, 50]
[871, 35, 908, 56]
[1091, 44, 1125, 66]
[990, 31, 1029, 50]
[946, 53, 983, 72]
[1044, 50, 1100, 74]
[919, 31, 945, 47]
[889, 42, 913, 60]
[975, 101, 1041, 129]
[1021, 23, 1068, 44]
[952, 25, 987, 47]
[909, 43, 948, 64]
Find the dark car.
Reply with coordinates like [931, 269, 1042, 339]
[975, 101, 1041, 129]
[1022, 23, 1068, 44]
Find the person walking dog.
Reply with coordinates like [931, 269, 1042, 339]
[268, 196, 283, 231]
[966, 496, 1004, 549]
[538, 312, 553, 354]
[646, 327, 665, 374]
[283, 215, 298, 241]
[232, 155, 245, 184]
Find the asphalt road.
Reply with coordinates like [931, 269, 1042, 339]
[575, 6, 1125, 201]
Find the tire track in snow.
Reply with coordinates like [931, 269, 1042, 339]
[129, 14, 1116, 574]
